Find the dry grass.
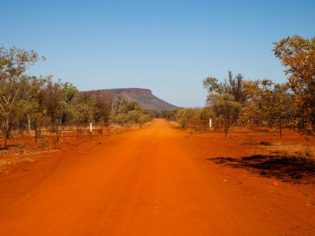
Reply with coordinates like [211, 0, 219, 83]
[266, 144, 314, 159]
[0, 150, 60, 174]
[0, 156, 35, 174]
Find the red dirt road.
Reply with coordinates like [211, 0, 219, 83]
[0, 120, 314, 235]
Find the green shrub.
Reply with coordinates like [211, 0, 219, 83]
[175, 108, 212, 128]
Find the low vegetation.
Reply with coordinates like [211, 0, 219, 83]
[175, 108, 212, 129]
[1, 34, 314, 150]
[175, 35, 315, 139]
[267, 144, 314, 160]
[0, 46, 152, 149]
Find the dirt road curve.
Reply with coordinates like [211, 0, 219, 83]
[0, 120, 314, 235]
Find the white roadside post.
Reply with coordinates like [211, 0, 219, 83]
[209, 118, 212, 128]
[89, 122, 93, 133]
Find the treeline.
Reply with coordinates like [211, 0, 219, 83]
[175, 35, 315, 137]
[0, 46, 152, 147]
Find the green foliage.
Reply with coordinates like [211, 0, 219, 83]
[60, 82, 78, 104]
[204, 72, 243, 136]
[273, 35, 315, 134]
[175, 108, 212, 128]
[203, 71, 293, 137]
[241, 80, 275, 126]
[71, 94, 97, 123]
[203, 71, 245, 104]
[159, 110, 177, 120]
[111, 96, 152, 126]
[203, 77, 224, 94]
[209, 93, 240, 137]
[0, 44, 153, 148]
[0, 46, 43, 142]
[94, 94, 113, 123]
[225, 72, 246, 104]
[138, 113, 152, 124]
[42, 78, 65, 130]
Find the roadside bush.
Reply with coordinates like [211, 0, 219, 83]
[159, 110, 177, 120]
[111, 99, 153, 126]
[175, 108, 212, 128]
[138, 114, 152, 125]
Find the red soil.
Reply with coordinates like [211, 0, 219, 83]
[0, 119, 314, 235]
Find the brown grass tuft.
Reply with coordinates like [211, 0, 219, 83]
[267, 144, 314, 159]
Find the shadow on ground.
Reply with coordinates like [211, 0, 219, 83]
[208, 155, 315, 184]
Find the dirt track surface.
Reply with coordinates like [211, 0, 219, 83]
[0, 119, 314, 235]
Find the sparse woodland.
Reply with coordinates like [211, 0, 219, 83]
[0, 35, 314, 149]
[0, 46, 152, 148]
[175, 35, 315, 137]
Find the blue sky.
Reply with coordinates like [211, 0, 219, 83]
[1, 0, 314, 107]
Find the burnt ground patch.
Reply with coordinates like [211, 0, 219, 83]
[209, 155, 315, 184]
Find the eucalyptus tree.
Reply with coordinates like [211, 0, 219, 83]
[208, 93, 240, 138]
[272, 82, 293, 137]
[0, 46, 43, 147]
[273, 35, 315, 134]
[203, 72, 243, 136]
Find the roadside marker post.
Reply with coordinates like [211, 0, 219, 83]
[89, 123, 93, 133]
[209, 118, 212, 128]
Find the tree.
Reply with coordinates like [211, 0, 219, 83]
[159, 109, 177, 120]
[241, 80, 261, 125]
[241, 80, 293, 136]
[94, 93, 113, 123]
[224, 72, 246, 104]
[0, 46, 43, 148]
[203, 71, 246, 104]
[208, 93, 240, 138]
[60, 82, 79, 124]
[110, 96, 152, 126]
[71, 93, 97, 124]
[242, 79, 275, 127]
[272, 83, 293, 137]
[25, 76, 50, 143]
[42, 77, 64, 131]
[203, 72, 243, 136]
[203, 77, 224, 94]
[273, 35, 315, 134]
[175, 108, 212, 129]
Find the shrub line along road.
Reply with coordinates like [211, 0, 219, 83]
[0, 119, 314, 235]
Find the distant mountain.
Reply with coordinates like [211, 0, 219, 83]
[81, 88, 178, 111]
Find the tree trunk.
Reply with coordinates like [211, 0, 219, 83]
[279, 115, 282, 138]
[27, 115, 31, 133]
[34, 123, 38, 144]
[4, 136, 7, 150]
[4, 116, 10, 149]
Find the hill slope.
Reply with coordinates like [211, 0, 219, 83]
[81, 88, 178, 111]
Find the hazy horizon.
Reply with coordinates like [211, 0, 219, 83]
[1, 0, 314, 107]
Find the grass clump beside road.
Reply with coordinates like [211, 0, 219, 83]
[267, 144, 314, 160]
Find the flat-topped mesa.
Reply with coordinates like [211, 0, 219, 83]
[80, 88, 178, 111]
[109, 88, 152, 96]
[83, 88, 151, 96]
[124, 88, 152, 96]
